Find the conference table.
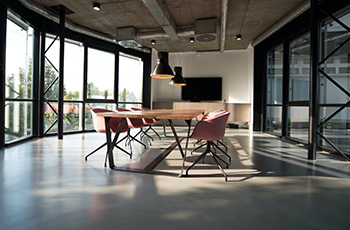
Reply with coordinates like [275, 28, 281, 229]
[96, 109, 204, 176]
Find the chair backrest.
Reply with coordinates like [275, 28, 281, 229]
[131, 107, 154, 125]
[91, 108, 128, 133]
[115, 107, 144, 128]
[190, 110, 230, 141]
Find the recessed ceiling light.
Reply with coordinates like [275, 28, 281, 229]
[93, 2, 101, 11]
[236, 34, 242, 41]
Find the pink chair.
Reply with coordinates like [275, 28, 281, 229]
[115, 107, 146, 155]
[85, 108, 131, 166]
[186, 110, 231, 181]
[192, 109, 228, 152]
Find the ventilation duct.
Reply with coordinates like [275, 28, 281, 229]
[194, 18, 217, 43]
[116, 27, 142, 48]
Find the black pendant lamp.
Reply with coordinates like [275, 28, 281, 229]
[151, 51, 174, 79]
[169, 66, 186, 86]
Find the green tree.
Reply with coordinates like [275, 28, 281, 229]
[87, 82, 100, 98]
[64, 91, 80, 100]
[5, 59, 33, 138]
[118, 88, 137, 102]
[44, 61, 59, 100]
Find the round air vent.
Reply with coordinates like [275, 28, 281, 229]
[195, 34, 216, 42]
[118, 40, 141, 48]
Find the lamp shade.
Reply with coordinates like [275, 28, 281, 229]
[151, 52, 174, 79]
[169, 66, 186, 86]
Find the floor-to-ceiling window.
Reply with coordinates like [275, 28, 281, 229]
[118, 52, 144, 109]
[288, 33, 310, 142]
[85, 47, 116, 130]
[4, 11, 34, 143]
[43, 34, 60, 134]
[256, 1, 350, 158]
[63, 39, 84, 132]
[319, 7, 350, 154]
[266, 44, 283, 135]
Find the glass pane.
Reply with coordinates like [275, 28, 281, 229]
[117, 103, 142, 110]
[288, 107, 309, 141]
[5, 101, 32, 142]
[266, 106, 282, 134]
[266, 44, 283, 105]
[85, 103, 116, 130]
[5, 17, 34, 99]
[63, 102, 82, 132]
[64, 40, 84, 101]
[319, 106, 350, 155]
[44, 101, 58, 134]
[87, 48, 115, 99]
[118, 53, 143, 103]
[320, 10, 350, 104]
[45, 35, 60, 100]
[289, 33, 310, 101]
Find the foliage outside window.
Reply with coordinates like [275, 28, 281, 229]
[5, 15, 34, 142]
[44, 37, 84, 133]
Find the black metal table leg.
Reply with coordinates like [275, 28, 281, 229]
[168, 119, 185, 159]
[105, 117, 127, 169]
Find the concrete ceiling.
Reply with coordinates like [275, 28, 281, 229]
[25, 0, 307, 52]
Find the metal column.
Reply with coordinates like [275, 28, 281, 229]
[39, 29, 45, 137]
[308, 0, 320, 160]
[282, 40, 290, 137]
[58, 6, 66, 139]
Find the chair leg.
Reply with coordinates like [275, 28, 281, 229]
[144, 125, 161, 140]
[140, 127, 154, 142]
[186, 142, 229, 181]
[85, 142, 107, 161]
[191, 142, 206, 155]
[210, 152, 228, 182]
[186, 148, 210, 176]
[149, 126, 161, 140]
[210, 150, 229, 168]
[124, 130, 146, 149]
[128, 129, 147, 149]
[115, 145, 132, 158]
[193, 139, 202, 147]
[217, 140, 228, 152]
[212, 142, 231, 162]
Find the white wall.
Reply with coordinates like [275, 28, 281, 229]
[151, 47, 254, 105]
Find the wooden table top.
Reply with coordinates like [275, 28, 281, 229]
[96, 109, 205, 120]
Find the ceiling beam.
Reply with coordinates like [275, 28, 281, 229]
[142, 0, 179, 40]
[220, 0, 229, 52]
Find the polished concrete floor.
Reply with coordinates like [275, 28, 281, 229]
[1, 127, 350, 230]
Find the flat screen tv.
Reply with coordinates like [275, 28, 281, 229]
[181, 77, 222, 102]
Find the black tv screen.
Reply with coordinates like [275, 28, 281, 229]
[181, 77, 222, 102]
